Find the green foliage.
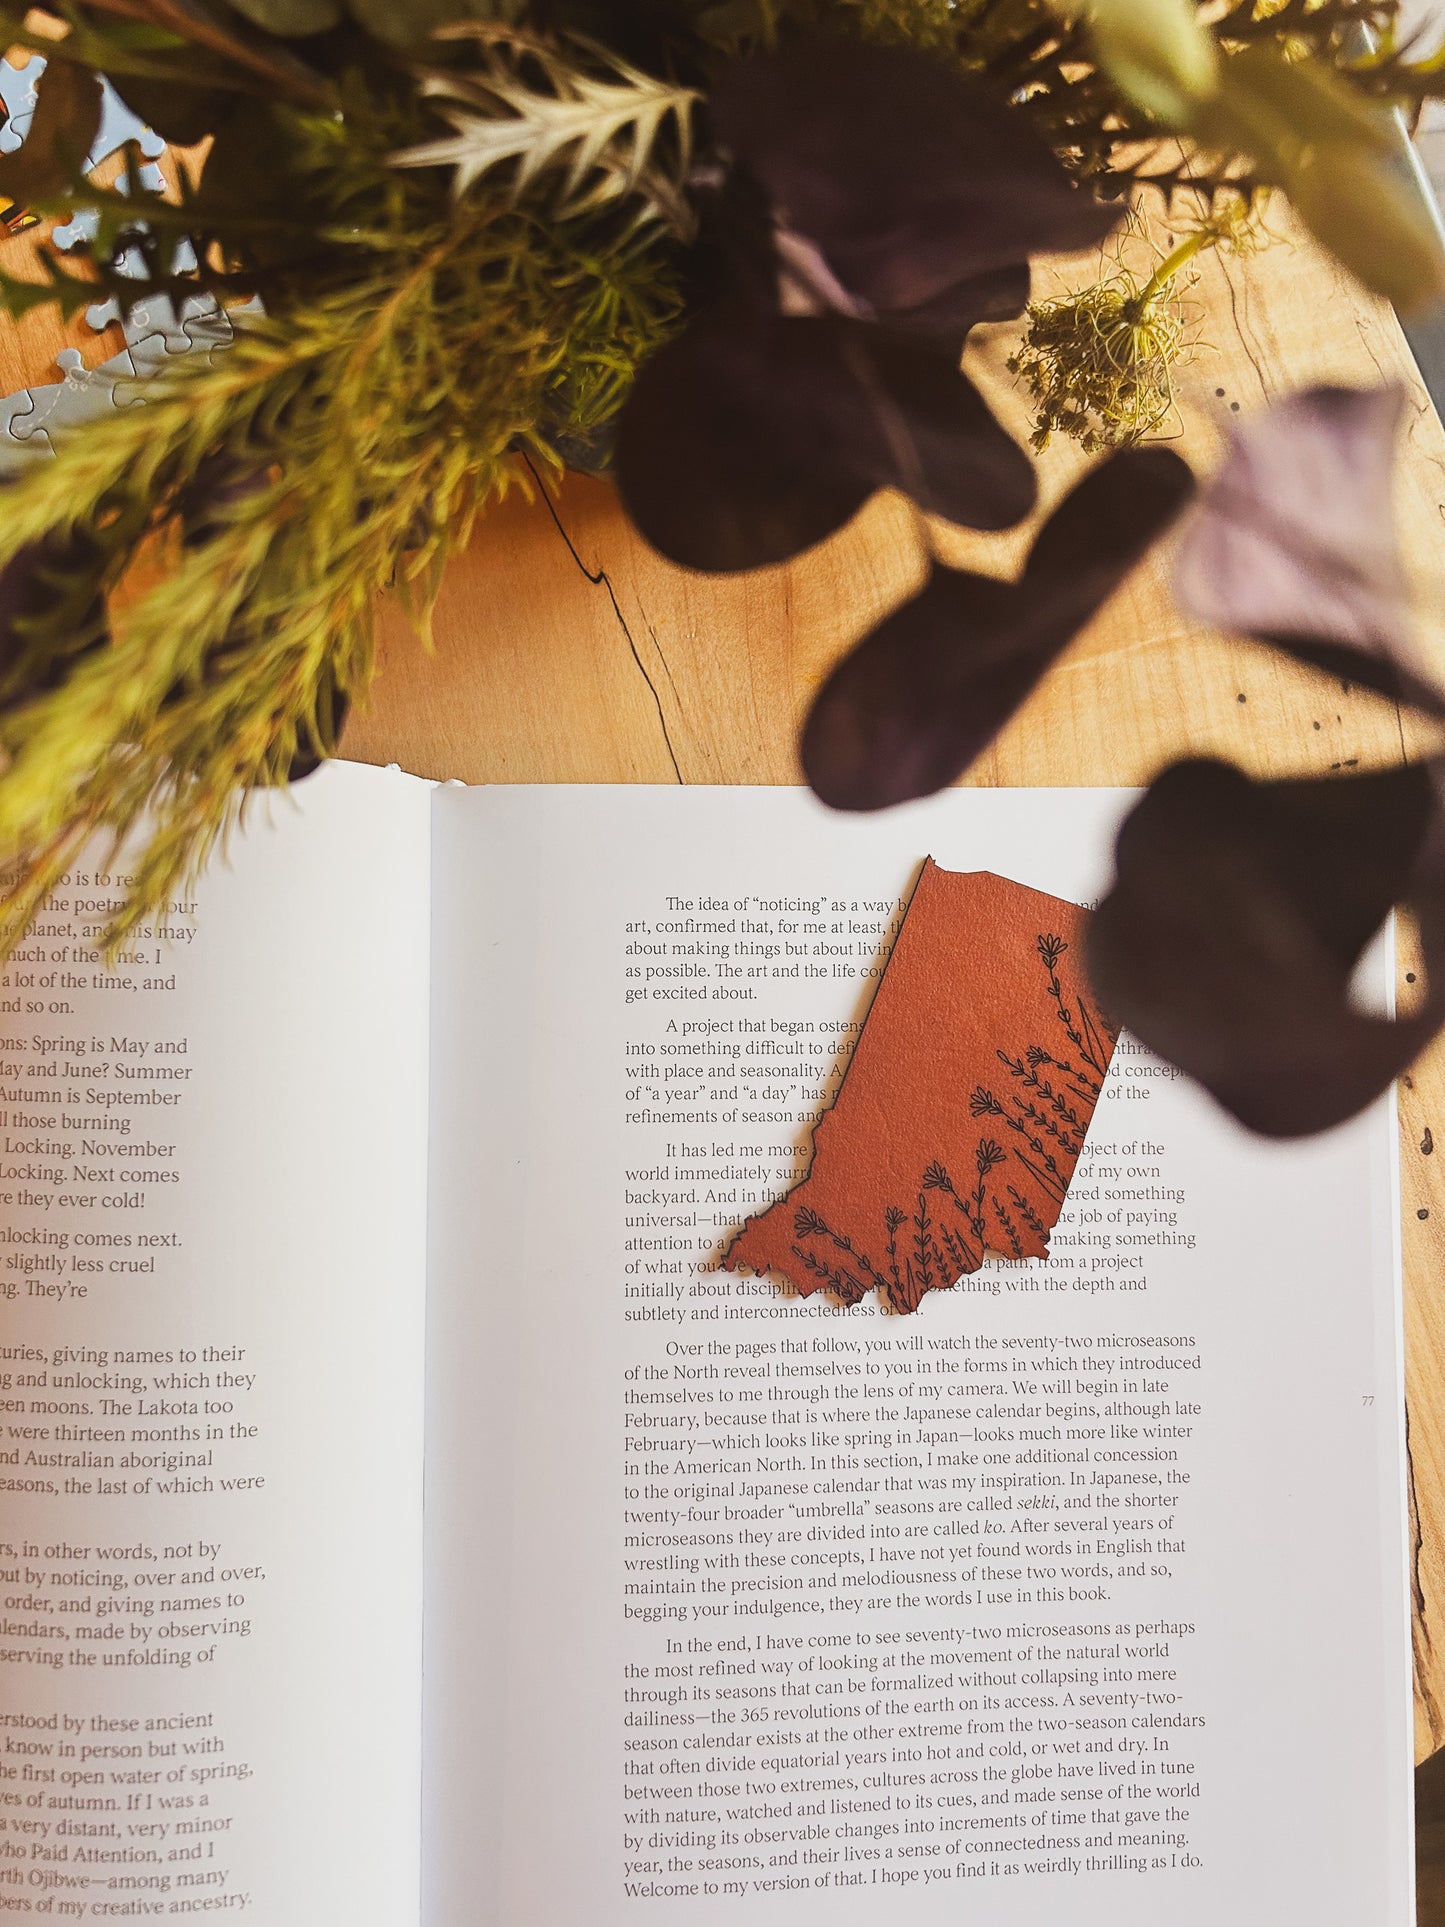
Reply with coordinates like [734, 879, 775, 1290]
[1194, 42, 1445, 310]
[224, 0, 342, 36]
[676, 0, 1445, 216]
[824, 0, 957, 50]
[0, 68, 682, 954]
[1053, 0, 1219, 125]
[393, 25, 699, 232]
[222, 0, 514, 50]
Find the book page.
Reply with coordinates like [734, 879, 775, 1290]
[1, 762, 431, 1925]
[424, 784, 1410, 1927]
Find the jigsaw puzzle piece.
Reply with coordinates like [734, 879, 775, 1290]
[0, 56, 39, 154]
[53, 160, 166, 254]
[6, 61, 165, 260]
[103, 261, 239, 354]
[0, 287, 257, 472]
[124, 295, 194, 357]
[9, 377, 68, 447]
[0, 61, 163, 165]
[83, 293, 119, 334]
[119, 328, 187, 391]
[0, 387, 51, 472]
[180, 304, 236, 363]
[26, 347, 140, 452]
[79, 246, 179, 335]
[51, 209, 97, 254]
[0, 380, 65, 468]
[89, 76, 166, 168]
[0, 343, 148, 464]
[74, 233, 203, 337]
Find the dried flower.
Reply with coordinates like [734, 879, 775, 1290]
[1010, 200, 1271, 451]
[1011, 264, 1189, 452]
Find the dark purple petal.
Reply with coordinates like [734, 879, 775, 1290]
[1024, 446, 1194, 587]
[284, 685, 350, 784]
[243, 674, 350, 787]
[803, 568, 1014, 805]
[772, 222, 877, 319]
[615, 313, 1036, 572]
[0, 520, 108, 712]
[854, 327, 1036, 531]
[885, 264, 1032, 346]
[710, 37, 1119, 316]
[1086, 757, 1445, 1137]
[802, 447, 1194, 808]
[615, 312, 876, 572]
[1174, 384, 1445, 715]
[180, 448, 270, 550]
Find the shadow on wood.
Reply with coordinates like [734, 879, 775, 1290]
[1420, 1748, 1445, 1922]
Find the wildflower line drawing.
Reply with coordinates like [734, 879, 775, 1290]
[722, 865, 1120, 1315]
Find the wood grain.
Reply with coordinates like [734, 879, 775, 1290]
[344, 218, 1445, 1762]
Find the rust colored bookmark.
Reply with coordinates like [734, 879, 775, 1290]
[721, 861, 1118, 1313]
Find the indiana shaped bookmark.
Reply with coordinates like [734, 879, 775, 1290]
[721, 861, 1117, 1314]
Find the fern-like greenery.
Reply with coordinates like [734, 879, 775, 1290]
[0, 82, 681, 952]
[394, 23, 700, 231]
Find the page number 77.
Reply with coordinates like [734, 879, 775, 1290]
[1362, 1394, 1375, 1406]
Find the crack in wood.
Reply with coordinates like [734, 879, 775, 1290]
[521, 454, 683, 783]
[1219, 255, 1274, 404]
[1409, 1400, 1445, 1749]
[639, 604, 684, 712]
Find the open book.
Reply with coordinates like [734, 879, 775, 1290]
[0, 764, 1410, 1924]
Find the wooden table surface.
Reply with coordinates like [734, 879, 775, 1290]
[7, 207, 1445, 1758]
